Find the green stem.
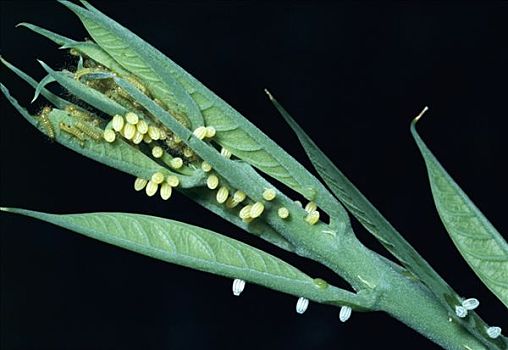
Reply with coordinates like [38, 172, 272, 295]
[264, 209, 493, 349]
[317, 233, 491, 350]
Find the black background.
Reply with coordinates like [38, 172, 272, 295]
[1, 1, 507, 349]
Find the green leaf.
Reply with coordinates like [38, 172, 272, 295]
[1, 207, 374, 309]
[411, 112, 508, 309]
[59, 1, 204, 130]
[18, 22, 131, 76]
[59, 1, 347, 221]
[16, 22, 77, 47]
[38, 60, 127, 116]
[32, 74, 56, 103]
[1, 84, 203, 188]
[0, 56, 68, 109]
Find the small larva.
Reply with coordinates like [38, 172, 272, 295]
[38, 110, 55, 139]
[239, 205, 253, 220]
[296, 297, 309, 314]
[461, 298, 479, 311]
[232, 279, 245, 296]
[205, 126, 216, 138]
[201, 161, 212, 172]
[152, 146, 164, 158]
[170, 157, 183, 169]
[305, 210, 320, 225]
[262, 188, 276, 201]
[103, 129, 116, 143]
[193, 126, 207, 140]
[250, 202, 265, 218]
[112, 114, 125, 132]
[145, 180, 158, 197]
[304, 201, 317, 213]
[151, 172, 165, 185]
[166, 175, 180, 187]
[160, 183, 172, 200]
[455, 305, 467, 318]
[125, 112, 139, 125]
[59, 122, 86, 144]
[220, 147, 232, 159]
[75, 121, 102, 141]
[339, 306, 352, 322]
[216, 186, 229, 204]
[277, 207, 289, 219]
[206, 174, 219, 190]
[134, 178, 148, 191]
[486, 326, 502, 339]
[65, 104, 96, 123]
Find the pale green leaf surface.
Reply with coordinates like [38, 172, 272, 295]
[59, 1, 203, 130]
[60, 1, 348, 222]
[411, 116, 508, 309]
[1, 207, 373, 309]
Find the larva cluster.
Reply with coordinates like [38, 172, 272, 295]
[65, 104, 100, 126]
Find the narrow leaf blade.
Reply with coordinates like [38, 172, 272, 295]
[1, 207, 371, 308]
[411, 115, 508, 308]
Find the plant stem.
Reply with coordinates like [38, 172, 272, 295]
[318, 233, 490, 350]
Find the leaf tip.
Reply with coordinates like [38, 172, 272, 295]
[15, 22, 29, 29]
[264, 88, 275, 101]
[0, 207, 11, 213]
[412, 106, 429, 125]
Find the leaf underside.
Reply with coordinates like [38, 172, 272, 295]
[411, 118, 508, 309]
[1, 207, 372, 309]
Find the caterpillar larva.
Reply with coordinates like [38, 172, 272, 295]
[65, 105, 100, 126]
[75, 121, 103, 141]
[59, 122, 86, 147]
[38, 106, 55, 139]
